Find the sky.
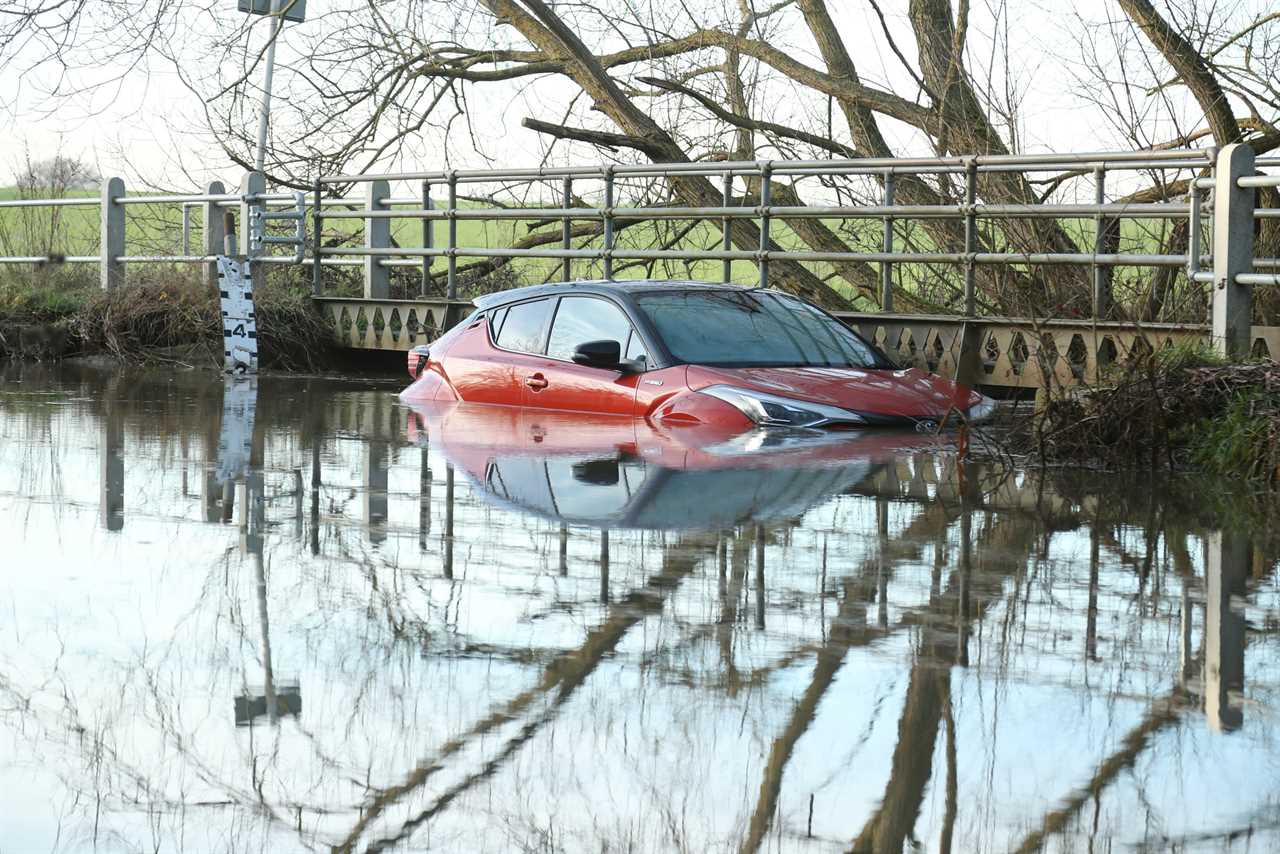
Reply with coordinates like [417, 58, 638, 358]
[0, 0, 1227, 189]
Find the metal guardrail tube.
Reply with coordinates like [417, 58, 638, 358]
[1237, 175, 1280, 188]
[0, 256, 98, 264]
[0, 198, 101, 208]
[318, 149, 1210, 185]
[321, 246, 1195, 267]
[312, 201, 1192, 222]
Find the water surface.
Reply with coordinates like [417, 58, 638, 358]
[1, 363, 1277, 853]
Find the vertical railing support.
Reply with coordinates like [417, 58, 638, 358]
[603, 167, 615, 280]
[561, 177, 573, 281]
[99, 176, 126, 291]
[420, 181, 432, 297]
[1092, 166, 1113, 319]
[311, 178, 323, 296]
[758, 161, 772, 289]
[202, 180, 226, 289]
[364, 179, 390, 299]
[881, 170, 895, 312]
[962, 158, 977, 316]
[446, 172, 458, 299]
[721, 172, 733, 284]
[1187, 181, 1203, 286]
[1211, 143, 1255, 358]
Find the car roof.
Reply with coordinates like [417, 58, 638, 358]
[471, 279, 779, 309]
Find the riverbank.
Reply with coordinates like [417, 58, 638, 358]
[1003, 348, 1280, 487]
[0, 268, 336, 370]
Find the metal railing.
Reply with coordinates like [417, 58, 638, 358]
[1, 146, 1276, 354]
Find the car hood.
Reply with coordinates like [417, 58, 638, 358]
[686, 365, 981, 420]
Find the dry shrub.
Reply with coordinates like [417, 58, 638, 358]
[68, 267, 335, 370]
[1018, 350, 1280, 485]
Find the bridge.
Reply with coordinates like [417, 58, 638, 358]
[2, 146, 1278, 388]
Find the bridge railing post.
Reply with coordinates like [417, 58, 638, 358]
[202, 180, 226, 289]
[421, 180, 432, 297]
[365, 179, 390, 299]
[881, 170, 895, 312]
[1211, 143, 1255, 358]
[1092, 166, 1113, 319]
[100, 176, 125, 291]
[962, 158, 977, 316]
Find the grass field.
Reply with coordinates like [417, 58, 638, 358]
[0, 183, 1196, 313]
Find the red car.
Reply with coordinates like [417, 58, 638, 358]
[401, 280, 995, 431]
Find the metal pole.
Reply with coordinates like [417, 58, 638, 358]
[603, 168, 615, 279]
[722, 172, 733, 283]
[881, 170, 895, 311]
[421, 181, 432, 297]
[1211, 144, 1256, 357]
[1187, 182, 1203, 286]
[963, 158, 977, 316]
[562, 177, 573, 281]
[311, 177, 322, 296]
[1092, 167, 1112, 319]
[253, 0, 286, 173]
[759, 162, 772, 289]
[446, 173, 458, 299]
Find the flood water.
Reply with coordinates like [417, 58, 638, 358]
[1, 363, 1278, 853]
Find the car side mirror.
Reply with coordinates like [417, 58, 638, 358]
[572, 339, 622, 370]
[571, 457, 620, 486]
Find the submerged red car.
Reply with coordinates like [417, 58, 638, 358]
[400, 280, 995, 431]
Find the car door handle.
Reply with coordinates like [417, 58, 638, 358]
[525, 373, 548, 391]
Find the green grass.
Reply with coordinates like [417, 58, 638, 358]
[0, 184, 1193, 310]
[1187, 391, 1279, 483]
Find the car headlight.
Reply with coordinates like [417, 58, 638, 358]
[698, 384, 865, 428]
[967, 393, 997, 422]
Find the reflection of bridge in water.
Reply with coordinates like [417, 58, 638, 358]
[4, 364, 1273, 851]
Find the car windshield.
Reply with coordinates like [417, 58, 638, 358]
[634, 289, 891, 368]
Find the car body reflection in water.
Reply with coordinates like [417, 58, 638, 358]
[406, 401, 943, 531]
[1, 363, 1278, 854]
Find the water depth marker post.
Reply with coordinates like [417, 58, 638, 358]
[217, 210, 260, 372]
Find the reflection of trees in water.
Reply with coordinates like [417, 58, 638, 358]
[3, 367, 1280, 852]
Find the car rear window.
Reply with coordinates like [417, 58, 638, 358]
[494, 298, 551, 353]
[633, 290, 888, 368]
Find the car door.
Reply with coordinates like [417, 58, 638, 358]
[446, 298, 554, 405]
[517, 295, 647, 415]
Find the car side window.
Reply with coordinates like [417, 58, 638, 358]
[488, 306, 509, 338]
[624, 329, 648, 364]
[546, 297, 637, 362]
[494, 299, 552, 353]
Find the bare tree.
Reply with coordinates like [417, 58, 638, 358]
[3, 0, 1278, 313]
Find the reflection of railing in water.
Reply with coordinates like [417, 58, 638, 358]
[58, 379, 1275, 850]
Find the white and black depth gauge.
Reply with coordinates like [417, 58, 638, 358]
[217, 255, 259, 372]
